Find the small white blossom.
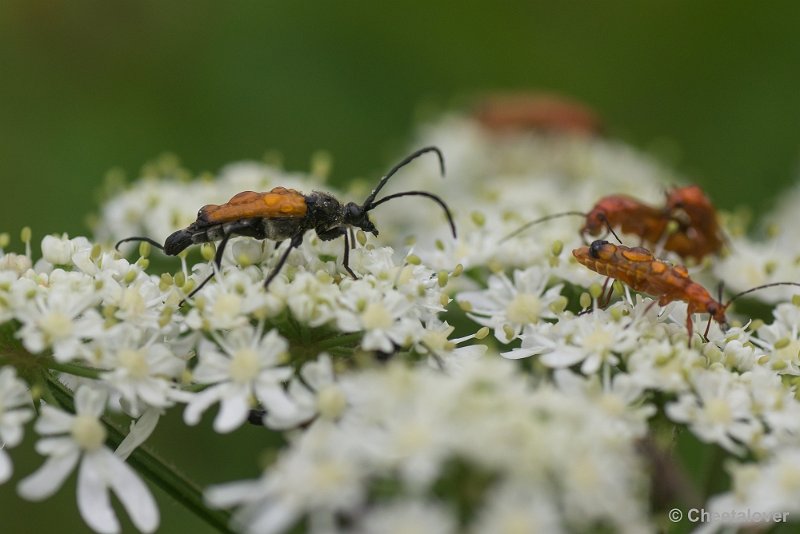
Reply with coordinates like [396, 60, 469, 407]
[752, 303, 800, 375]
[92, 325, 186, 416]
[458, 266, 564, 343]
[470, 483, 564, 534]
[625, 338, 700, 393]
[183, 267, 268, 331]
[415, 318, 488, 370]
[18, 386, 158, 533]
[15, 281, 103, 361]
[40, 234, 92, 267]
[666, 369, 761, 455]
[697, 447, 800, 533]
[553, 369, 655, 439]
[184, 325, 295, 433]
[206, 422, 367, 534]
[336, 278, 420, 352]
[264, 354, 343, 429]
[355, 499, 456, 534]
[0, 368, 34, 484]
[509, 306, 638, 374]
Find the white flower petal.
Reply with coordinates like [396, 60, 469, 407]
[256, 386, 296, 418]
[78, 454, 119, 534]
[245, 501, 300, 534]
[0, 448, 12, 484]
[214, 392, 250, 433]
[35, 436, 76, 456]
[205, 479, 263, 508]
[18, 450, 80, 500]
[104, 449, 159, 533]
[75, 386, 109, 418]
[183, 385, 226, 426]
[35, 405, 75, 434]
[115, 408, 161, 461]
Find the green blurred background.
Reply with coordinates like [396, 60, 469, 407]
[3, 1, 800, 243]
[2, 1, 800, 531]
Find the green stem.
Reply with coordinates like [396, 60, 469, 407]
[46, 376, 234, 533]
[38, 374, 62, 411]
[48, 360, 104, 380]
[315, 332, 363, 350]
[703, 445, 727, 498]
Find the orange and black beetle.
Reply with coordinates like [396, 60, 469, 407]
[116, 147, 456, 301]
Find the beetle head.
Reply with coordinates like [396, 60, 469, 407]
[343, 201, 378, 235]
[164, 229, 194, 256]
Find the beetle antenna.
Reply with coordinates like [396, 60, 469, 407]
[368, 190, 457, 238]
[723, 282, 800, 309]
[599, 214, 624, 244]
[362, 146, 445, 209]
[500, 211, 586, 243]
[115, 236, 165, 251]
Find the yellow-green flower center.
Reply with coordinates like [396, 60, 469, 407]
[506, 293, 542, 324]
[229, 348, 260, 383]
[40, 311, 73, 341]
[71, 415, 107, 451]
[704, 398, 732, 425]
[316, 385, 347, 420]
[118, 348, 150, 379]
[213, 294, 243, 319]
[361, 302, 393, 329]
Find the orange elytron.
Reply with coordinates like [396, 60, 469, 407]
[199, 188, 308, 224]
[573, 240, 800, 346]
[116, 147, 457, 301]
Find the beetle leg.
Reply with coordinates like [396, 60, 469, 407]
[342, 230, 357, 280]
[703, 316, 714, 342]
[348, 226, 356, 249]
[598, 276, 613, 308]
[685, 304, 695, 348]
[180, 232, 232, 306]
[264, 234, 304, 288]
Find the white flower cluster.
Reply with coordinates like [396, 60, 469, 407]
[0, 158, 468, 532]
[3, 111, 800, 533]
[206, 359, 652, 534]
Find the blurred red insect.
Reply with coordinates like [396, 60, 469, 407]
[473, 92, 603, 136]
[504, 186, 725, 261]
[661, 185, 726, 261]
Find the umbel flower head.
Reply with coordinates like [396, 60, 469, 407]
[3, 111, 800, 533]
